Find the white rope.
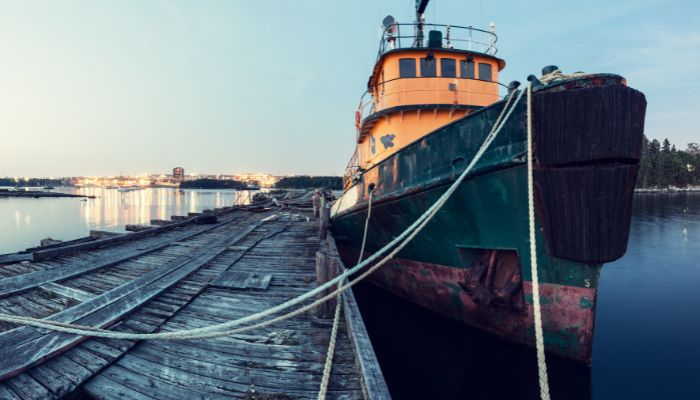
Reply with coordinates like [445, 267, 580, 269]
[0, 85, 527, 342]
[318, 191, 375, 400]
[319, 188, 373, 400]
[539, 69, 587, 85]
[527, 83, 551, 400]
[317, 282, 342, 400]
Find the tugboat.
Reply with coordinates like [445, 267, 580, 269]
[330, 0, 646, 364]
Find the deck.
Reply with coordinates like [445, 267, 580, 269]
[0, 196, 389, 399]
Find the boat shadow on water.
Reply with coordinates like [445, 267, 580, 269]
[354, 282, 590, 400]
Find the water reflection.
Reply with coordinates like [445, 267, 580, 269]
[0, 187, 254, 254]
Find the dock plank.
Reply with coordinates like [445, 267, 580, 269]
[0, 222, 262, 381]
[0, 202, 387, 400]
[0, 213, 245, 298]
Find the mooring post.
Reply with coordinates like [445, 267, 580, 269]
[315, 250, 331, 318]
[318, 195, 330, 240]
[312, 190, 321, 218]
[326, 256, 340, 312]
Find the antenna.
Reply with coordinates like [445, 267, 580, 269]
[383, 15, 397, 49]
[414, 0, 430, 47]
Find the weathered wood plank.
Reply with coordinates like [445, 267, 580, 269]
[0, 213, 244, 298]
[327, 235, 392, 400]
[0, 222, 262, 381]
[4, 373, 52, 400]
[0, 254, 33, 265]
[209, 271, 272, 290]
[82, 374, 157, 400]
[0, 204, 376, 400]
[39, 283, 93, 303]
[0, 384, 22, 400]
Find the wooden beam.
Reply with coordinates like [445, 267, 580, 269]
[39, 283, 93, 303]
[326, 235, 392, 400]
[0, 221, 262, 382]
[0, 214, 244, 298]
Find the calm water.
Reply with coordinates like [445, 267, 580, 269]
[354, 193, 700, 400]
[0, 187, 254, 254]
[2, 190, 698, 398]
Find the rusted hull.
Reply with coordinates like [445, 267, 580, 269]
[339, 249, 597, 363]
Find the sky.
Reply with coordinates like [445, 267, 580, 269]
[0, 0, 698, 177]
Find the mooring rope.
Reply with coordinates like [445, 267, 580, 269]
[318, 187, 375, 400]
[526, 82, 551, 400]
[0, 85, 527, 343]
[318, 192, 375, 400]
[317, 279, 343, 400]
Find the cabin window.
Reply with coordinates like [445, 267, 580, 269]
[478, 63, 492, 81]
[460, 60, 475, 79]
[420, 57, 437, 77]
[399, 58, 417, 78]
[441, 58, 456, 78]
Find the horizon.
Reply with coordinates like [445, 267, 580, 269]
[2, 0, 698, 177]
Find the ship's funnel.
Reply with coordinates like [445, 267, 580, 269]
[428, 30, 443, 48]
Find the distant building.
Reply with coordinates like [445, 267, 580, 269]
[173, 167, 185, 182]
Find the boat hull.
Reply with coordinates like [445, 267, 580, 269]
[331, 75, 646, 364]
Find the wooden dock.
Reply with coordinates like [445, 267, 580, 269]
[0, 195, 390, 399]
[0, 190, 94, 199]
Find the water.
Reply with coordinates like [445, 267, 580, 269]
[354, 193, 700, 400]
[0, 187, 254, 254]
[2, 190, 698, 398]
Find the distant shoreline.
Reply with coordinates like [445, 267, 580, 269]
[635, 187, 700, 193]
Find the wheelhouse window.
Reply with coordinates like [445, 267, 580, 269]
[399, 58, 417, 78]
[441, 58, 456, 78]
[478, 63, 492, 81]
[460, 60, 475, 79]
[420, 57, 437, 77]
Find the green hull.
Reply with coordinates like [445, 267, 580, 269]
[332, 76, 647, 363]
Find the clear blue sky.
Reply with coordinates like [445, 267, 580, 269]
[1, 0, 697, 177]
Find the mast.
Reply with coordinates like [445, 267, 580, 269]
[414, 0, 430, 47]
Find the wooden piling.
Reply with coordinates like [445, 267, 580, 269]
[125, 224, 154, 232]
[315, 250, 330, 318]
[318, 196, 330, 240]
[312, 190, 321, 217]
[327, 256, 340, 312]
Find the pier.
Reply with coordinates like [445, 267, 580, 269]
[0, 189, 94, 199]
[0, 193, 389, 399]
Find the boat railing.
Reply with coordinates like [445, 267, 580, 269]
[356, 93, 376, 135]
[343, 148, 361, 188]
[378, 22, 497, 58]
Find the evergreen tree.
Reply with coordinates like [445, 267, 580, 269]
[636, 137, 699, 189]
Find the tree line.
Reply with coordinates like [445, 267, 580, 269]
[275, 176, 343, 190]
[179, 178, 248, 189]
[0, 178, 65, 187]
[637, 138, 700, 188]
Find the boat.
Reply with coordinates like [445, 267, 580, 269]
[330, 0, 646, 364]
[43, 186, 55, 190]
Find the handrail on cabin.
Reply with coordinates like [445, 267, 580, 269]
[342, 21, 500, 188]
[378, 22, 498, 59]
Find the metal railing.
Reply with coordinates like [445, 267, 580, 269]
[378, 22, 497, 58]
[343, 147, 361, 188]
[342, 21, 500, 187]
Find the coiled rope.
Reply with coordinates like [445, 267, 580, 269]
[0, 84, 530, 344]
